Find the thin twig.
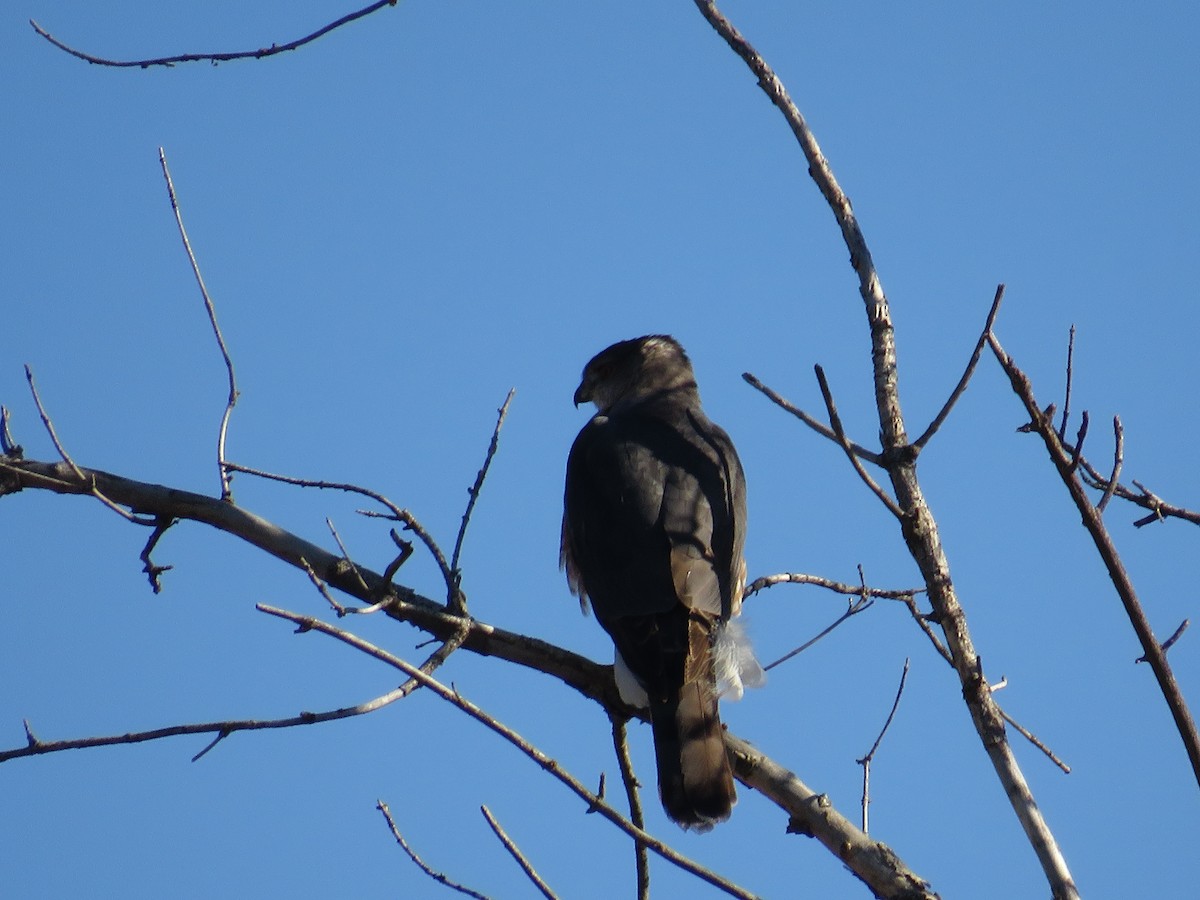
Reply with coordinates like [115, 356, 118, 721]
[1059, 325, 1076, 442]
[1068, 411, 1089, 473]
[23, 365, 151, 524]
[764, 595, 873, 672]
[856, 659, 910, 833]
[377, 801, 490, 900]
[745, 571, 921, 602]
[159, 148, 238, 500]
[1097, 417, 1124, 514]
[2, 685, 417, 765]
[913, 284, 1005, 450]
[1077, 462, 1200, 527]
[257, 603, 761, 900]
[997, 708, 1071, 775]
[741, 372, 883, 465]
[300, 556, 348, 616]
[30, 2, 399, 68]
[139, 518, 176, 594]
[325, 518, 371, 594]
[224, 459, 459, 602]
[452, 389, 515, 576]
[480, 806, 558, 900]
[814, 365, 903, 518]
[610, 715, 650, 900]
[1138, 619, 1190, 663]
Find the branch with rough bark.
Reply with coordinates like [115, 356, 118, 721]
[693, 2, 1079, 896]
[0, 450, 934, 899]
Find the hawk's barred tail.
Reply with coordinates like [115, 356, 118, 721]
[650, 620, 736, 831]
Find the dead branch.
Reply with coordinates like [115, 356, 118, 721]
[377, 800, 490, 900]
[30, 2, 399, 69]
[912, 284, 1005, 450]
[480, 806, 558, 900]
[857, 659, 911, 833]
[610, 715, 650, 900]
[258, 602, 761, 900]
[692, 0, 1079, 892]
[987, 330, 1200, 788]
[159, 148, 238, 500]
[741, 372, 884, 465]
[451, 389, 515, 582]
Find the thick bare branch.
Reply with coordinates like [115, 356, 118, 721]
[0, 453, 932, 896]
[693, 4, 1079, 895]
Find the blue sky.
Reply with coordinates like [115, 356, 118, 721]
[3, 2, 1198, 897]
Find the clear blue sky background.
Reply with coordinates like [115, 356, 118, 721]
[3, 2, 1198, 897]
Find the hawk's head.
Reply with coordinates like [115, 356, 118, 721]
[573, 335, 697, 413]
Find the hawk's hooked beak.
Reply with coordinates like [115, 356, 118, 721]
[573, 379, 593, 408]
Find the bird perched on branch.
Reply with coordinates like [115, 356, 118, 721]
[561, 335, 762, 830]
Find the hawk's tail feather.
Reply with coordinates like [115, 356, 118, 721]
[650, 621, 736, 831]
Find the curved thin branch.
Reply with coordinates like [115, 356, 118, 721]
[159, 149, 238, 500]
[377, 800, 491, 900]
[30, 2, 398, 69]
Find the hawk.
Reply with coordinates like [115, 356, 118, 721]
[561, 335, 762, 830]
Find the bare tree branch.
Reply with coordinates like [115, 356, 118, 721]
[745, 571, 921, 602]
[988, 330, 1200, 789]
[377, 800, 491, 900]
[814, 365, 903, 517]
[480, 806, 559, 900]
[692, 3, 1079, 895]
[912, 284, 1005, 450]
[741, 372, 883, 465]
[857, 658, 910, 833]
[449, 388, 515, 613]
[159, 148, 238, 500]
[258, 603, 762, 900]
[609, 715, 650, 900]
[30, 2, 399, 69]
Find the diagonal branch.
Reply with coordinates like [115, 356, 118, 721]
[988, 331, 1200, 788]
[742, 372, 883, 465]
[480, 806, 559, 900]
[693, 4, 1078, 896]
[912, 284, 1005, 450]
[258, 603, 760, 900]
[377, 800, 491, 900]
[814, 365, 902, 517]
[450, 388, 516, 609]
[30, 2, 399, 69]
